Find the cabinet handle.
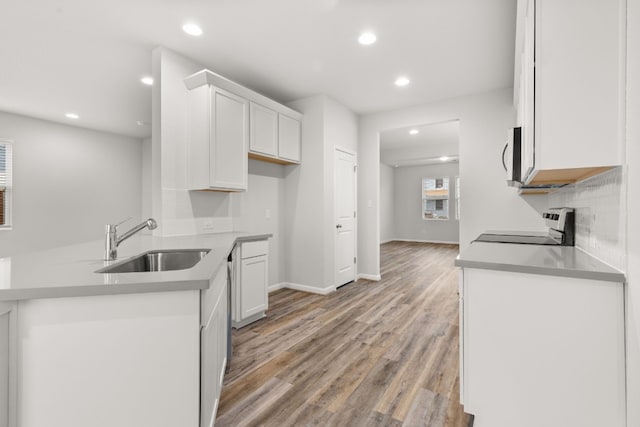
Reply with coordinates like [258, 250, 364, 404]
[502, 141, 509, 172]
[336, 224, 342, 229]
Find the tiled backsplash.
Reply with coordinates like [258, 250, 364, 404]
[549, 167, 626, 272]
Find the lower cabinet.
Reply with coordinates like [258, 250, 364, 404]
[232, 240, 269, 328]
[200, 273, 228, 427]
[459, 268, 625, 427]
[0, 302, 16, 427]
[13, 272, 231, 427]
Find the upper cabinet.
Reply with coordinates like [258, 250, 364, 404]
[278, 114, 301, 163]
[187, 84, 249, 191]
[515, 0, 625, 187]
[248, 103, 302, 164]
[185, 70, 302, 189]
[249, 102, 278, 157]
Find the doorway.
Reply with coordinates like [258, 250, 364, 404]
[379, 120, 460, 244]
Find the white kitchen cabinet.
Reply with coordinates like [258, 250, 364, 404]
[459, 267, 625, 427]
[248, 104, 302, 165]
[249, 102, 278, 157]
[278, 114, 301, 163]
[17, 291, 201, 427]
[232, 240, 269, 328]
[0, 302, 16, 427]
[516, 0, 624, 186]
[187, 84, 248, 192]
[200, 269, 227, 427]
[16, 279, 231, 427]
[185, 69, 302, 168]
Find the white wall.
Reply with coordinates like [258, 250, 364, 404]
[358, 88, 548, 277]
[231, 160, 286, 287]
[284, 95, 358, 292]
[626, 0, 640, 423]
[393, 162, 460, 243]
[0, 111, 142, 257]
[379, 163, 395, 243]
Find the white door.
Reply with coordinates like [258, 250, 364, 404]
[334, 149, 356, 287]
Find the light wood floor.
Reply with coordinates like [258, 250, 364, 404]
[216, 241, 473, 427]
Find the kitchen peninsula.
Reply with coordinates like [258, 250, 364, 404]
[0, 232, 270, 427]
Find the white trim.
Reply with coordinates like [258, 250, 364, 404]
[357, 274, 382, 281]
[392, 238, 460, 245]
[267, 282, 287, 293]
[268, 282, 335, 295]
[380, 239, 394, 244]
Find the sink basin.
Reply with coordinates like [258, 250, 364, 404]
[97, 249, 211, 273]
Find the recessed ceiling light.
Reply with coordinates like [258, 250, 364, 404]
[136, 120, 149, 126]
[358, 32, 377, 45]
[394, 164, 399, 168]
[409, 129, 419, 135]
[65, 113, 79, 119]
[395, 76, 410, 87]
[182, 22, 203, 36]
[440, 156, 449, 162]
[140, 76, 154, 86]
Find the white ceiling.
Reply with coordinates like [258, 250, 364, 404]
[0, 0, 517, 139]
[380, 120, 460, 167]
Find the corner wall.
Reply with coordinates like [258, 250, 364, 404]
[284, 95, 358, 292]
[358, 88, 548, 277]
[380, 163, 395, 243]
[0, 111, 142, 257]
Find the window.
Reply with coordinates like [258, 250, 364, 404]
[422, 177, 449, 220]
[0, 140, 13, 228]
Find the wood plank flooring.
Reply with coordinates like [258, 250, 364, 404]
[216, 241, 473, 427]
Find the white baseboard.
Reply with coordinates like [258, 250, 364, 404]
[268, 282, 335, 295]
[380, 239, 394, 244]
[391, 238, 459, 245]
[267, 282, 287, 293]
[357, 274, 381, 281]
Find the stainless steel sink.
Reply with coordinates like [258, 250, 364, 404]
[97, 249, 211, 273]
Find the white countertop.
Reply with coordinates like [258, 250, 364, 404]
[0, 232, 271, 301]
[455, 241, 625, 283]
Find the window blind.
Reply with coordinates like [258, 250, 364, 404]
[0, 142, 12, 226]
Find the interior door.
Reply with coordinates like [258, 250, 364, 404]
[334, 149, 356, 287]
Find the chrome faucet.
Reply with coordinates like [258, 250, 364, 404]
[104, 218, 158, 261]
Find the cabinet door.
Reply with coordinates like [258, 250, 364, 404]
[211, 88, 248, 190]
[521, 0, 535, 181]
[534, 0, 622, 171]
[278, 114, 301, 162]
[249, 102, 278, 157]
[0, 302, 15, 427]
[201, 284, 226, 427]
[240, 255, 268, 319]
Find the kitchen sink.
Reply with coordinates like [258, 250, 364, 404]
[97, 249, 211, 273]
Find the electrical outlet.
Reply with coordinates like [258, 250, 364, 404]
[202, 220, 215, 233]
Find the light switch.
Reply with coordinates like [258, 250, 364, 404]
[265, 209, 271, 219]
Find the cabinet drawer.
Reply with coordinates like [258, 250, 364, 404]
[241, 240, 268, 259]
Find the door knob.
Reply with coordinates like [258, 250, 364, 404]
[336, 224, 342, 229]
